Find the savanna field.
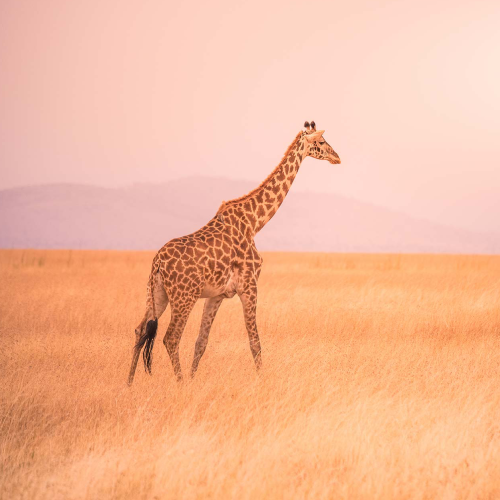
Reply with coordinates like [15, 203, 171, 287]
[1, 250, 499, 499]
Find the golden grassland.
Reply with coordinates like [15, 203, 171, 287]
[1, 249, 499, 499]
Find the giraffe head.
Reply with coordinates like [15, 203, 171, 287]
[303, 121, 341, 165]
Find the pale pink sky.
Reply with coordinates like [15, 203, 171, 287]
[1, 0, 499, 233]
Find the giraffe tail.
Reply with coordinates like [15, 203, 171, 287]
[135, 318, 158, 374]
[135, 265, 159, 374]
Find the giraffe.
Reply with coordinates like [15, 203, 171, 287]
[127, 121, 341, 385]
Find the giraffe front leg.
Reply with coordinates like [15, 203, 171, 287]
[239, 284, 262, 371]
[191, 295, 225, 378]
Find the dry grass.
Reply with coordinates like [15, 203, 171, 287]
[1, 249, 500, 499]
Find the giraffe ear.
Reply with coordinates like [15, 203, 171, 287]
[305, 130, 325, 142]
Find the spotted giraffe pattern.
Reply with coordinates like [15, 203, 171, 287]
[128, 124, 341, 384]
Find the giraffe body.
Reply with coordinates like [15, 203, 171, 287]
[128, 122, 340, 384]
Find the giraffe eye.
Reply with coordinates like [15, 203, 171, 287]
[319, 141, 325, 145]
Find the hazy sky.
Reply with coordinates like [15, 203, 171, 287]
[1, 0, 499, 233]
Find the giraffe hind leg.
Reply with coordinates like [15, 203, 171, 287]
[163, 294, 199, 382]
[191, 295, 224, 378]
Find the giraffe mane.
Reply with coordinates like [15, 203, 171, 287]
[217, 131, 304, 213]
[217, 200, 228, 212]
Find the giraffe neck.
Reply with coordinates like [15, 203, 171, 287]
[246, 132, 307, 234]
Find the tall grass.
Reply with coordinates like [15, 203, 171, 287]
[1, 250, 499, 499]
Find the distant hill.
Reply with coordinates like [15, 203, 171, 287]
[0, 177, 498, 254]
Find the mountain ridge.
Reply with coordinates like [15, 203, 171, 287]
[0, 177, 498, 254]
